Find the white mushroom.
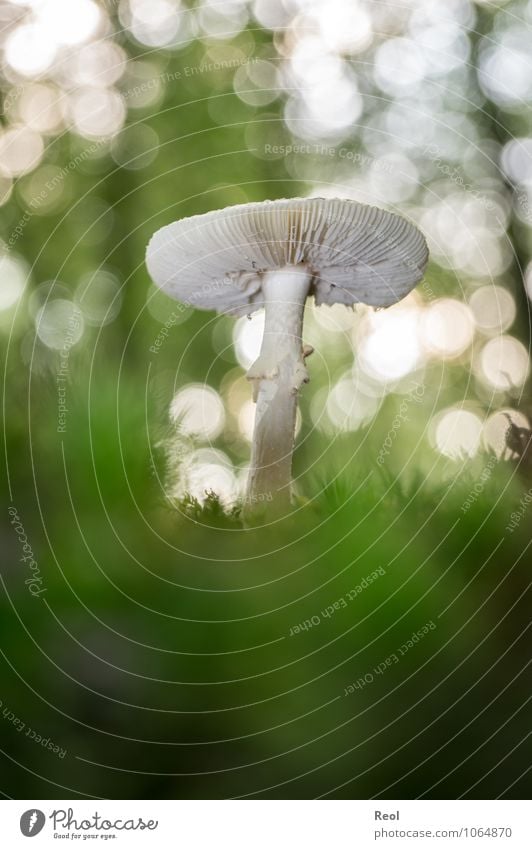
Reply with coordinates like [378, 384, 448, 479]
[146, 197, 429, 518]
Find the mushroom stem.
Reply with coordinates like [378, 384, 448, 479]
[245, 264, 312, 517]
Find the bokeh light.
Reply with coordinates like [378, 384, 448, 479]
[16, 84, 65, 134]
[69, 42, 127, 88]
[169, 384, 225, 440]
[326, 377, 380, 432]
[482, 408, 530, 457]
[121, 0, 189, 48]
[0, 126, 44, 177]
[36, 0, 101, 47]
[358, 306, 423, 382]
[421, 298, 475, 359]
[111, 125, 159, 170]
[75, 269, 123, 327]
[69, 88, 126, 138]
[375, 37, 427, 95]
[233, 59, 279, 106]
[4, 24, 57, 76]
[170, 447, 238, 506]
[469, 285, 516, 335]
[433, 408, 483, 459]
[0, 254, 28, 312]
[477, 335, 530, 390]
[35, 298, 84, 350]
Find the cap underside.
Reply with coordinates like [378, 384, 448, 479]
[146, 197, 429, 316]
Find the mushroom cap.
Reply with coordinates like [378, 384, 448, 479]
[146, 197, 429, 316]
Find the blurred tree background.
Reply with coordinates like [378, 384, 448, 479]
[1, 0, 531, 799]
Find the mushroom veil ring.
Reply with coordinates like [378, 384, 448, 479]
[146, 197, 429, 519]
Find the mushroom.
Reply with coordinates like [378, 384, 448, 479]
[146, 197, 429, 518]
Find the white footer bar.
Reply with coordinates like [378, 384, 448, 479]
[1, 800, 530, 848]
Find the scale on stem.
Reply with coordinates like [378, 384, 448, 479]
[146, 197, 429, 520]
